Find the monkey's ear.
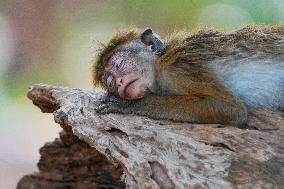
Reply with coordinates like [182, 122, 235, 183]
[141, 28, 164, 54]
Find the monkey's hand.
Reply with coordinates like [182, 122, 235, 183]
[95, 95, 131, 114]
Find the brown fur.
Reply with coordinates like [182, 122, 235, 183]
[94, 25, 284, 88]
[92, 25, 284, 125]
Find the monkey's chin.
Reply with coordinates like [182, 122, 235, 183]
[124, 86, 145, 100]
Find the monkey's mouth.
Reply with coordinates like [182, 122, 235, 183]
[123, 78, 139, 98]
[125, 78, 139, 91]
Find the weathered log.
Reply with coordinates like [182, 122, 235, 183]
[17, 115, 124, 189]
[18, 83, 284, 189]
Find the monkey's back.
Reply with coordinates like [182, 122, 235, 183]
[212, 60, 284, 110]
[174, 25, 284, 110]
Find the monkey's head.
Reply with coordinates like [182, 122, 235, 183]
[93, 27, 164, 100]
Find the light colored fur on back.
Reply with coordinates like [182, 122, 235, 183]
[212, 60, 284, 110]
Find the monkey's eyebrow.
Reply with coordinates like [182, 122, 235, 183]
[112, 56, 121, 63]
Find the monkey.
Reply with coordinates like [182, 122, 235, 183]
[92, 25, 284, 126]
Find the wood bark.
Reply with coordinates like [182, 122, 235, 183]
[18, 83, 284, 189]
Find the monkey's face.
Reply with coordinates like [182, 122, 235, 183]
[103, 48, 156, 100]
[100, 28, 164, 100]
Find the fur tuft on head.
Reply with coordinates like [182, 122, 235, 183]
[92, 27, 139, 88]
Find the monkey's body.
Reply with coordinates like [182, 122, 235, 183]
[214, 60, 284, 110]
[182, 27, 284, 110]
[93, 25, 284, 125]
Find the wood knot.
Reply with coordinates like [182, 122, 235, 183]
[54, 110, 68, 125]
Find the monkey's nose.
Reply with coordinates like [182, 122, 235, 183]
[116, 77, 123, 87]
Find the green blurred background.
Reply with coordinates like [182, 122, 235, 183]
[0, 0, 284, 188]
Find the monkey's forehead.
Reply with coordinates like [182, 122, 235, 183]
[105, 51, 138, 68]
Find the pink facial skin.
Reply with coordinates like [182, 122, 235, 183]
[104, 52, 154, 100]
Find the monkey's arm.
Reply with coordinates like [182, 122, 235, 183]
[96, 94, 247, 125]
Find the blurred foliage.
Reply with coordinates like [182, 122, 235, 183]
[5, 68, 67, 102]
[1, 0, 284, 99]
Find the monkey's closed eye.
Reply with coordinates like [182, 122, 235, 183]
[106, 75, 115, 89]
[115, 58, 124, 69]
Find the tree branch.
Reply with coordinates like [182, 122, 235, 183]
[18, 83, 284, 189]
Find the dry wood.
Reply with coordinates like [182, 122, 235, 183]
[21, 83, 284, 189]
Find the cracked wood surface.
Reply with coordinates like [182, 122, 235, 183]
[26, 84, 284, 189]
